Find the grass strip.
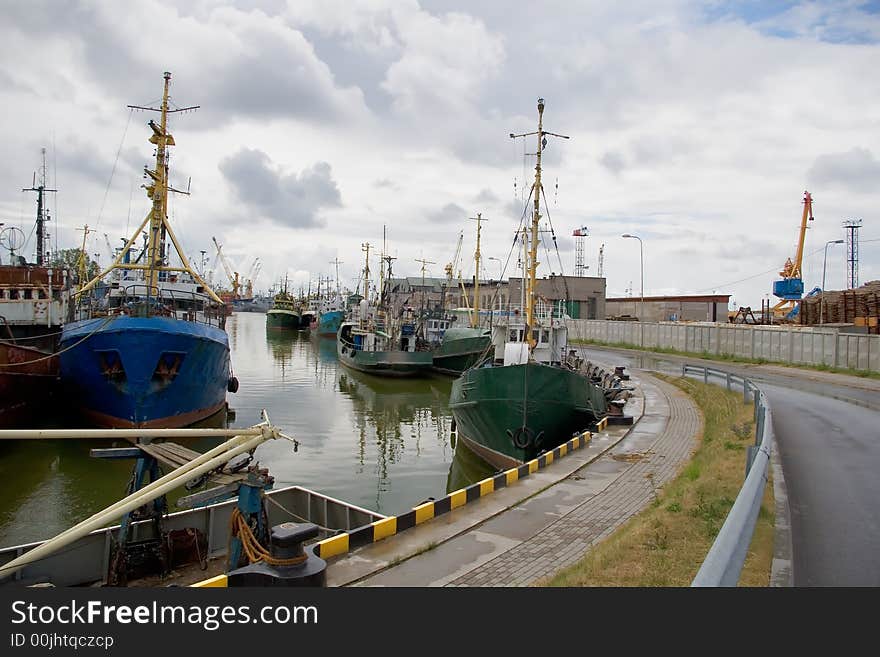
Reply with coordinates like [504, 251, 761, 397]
[541, 374, 774, 587]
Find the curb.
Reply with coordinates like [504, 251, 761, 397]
[314, 429, 599, 560]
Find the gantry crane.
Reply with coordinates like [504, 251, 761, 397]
[212, 236, 240, 298]
[771, 190, 814, 320]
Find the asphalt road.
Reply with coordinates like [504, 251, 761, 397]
[579, 345, 880, 586]
[761, 382, 880, 585]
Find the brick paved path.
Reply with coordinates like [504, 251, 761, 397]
[447, 375, 702, 586]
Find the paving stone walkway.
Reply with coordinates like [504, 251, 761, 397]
[446, 375, 702, 586]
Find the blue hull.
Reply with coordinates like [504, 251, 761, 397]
[59, 316, 230, 428]
[317, 310, 344, 337]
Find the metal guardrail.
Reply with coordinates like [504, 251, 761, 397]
[681, 364, 774, 587]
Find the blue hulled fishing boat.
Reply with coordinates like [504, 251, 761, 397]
[60, 72, 236, 428]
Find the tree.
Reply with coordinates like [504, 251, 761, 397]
[51, 248, 99, 284]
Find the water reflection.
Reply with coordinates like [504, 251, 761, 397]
[337, 368, 452, 478]
[0, 312, 488, 545]
[446, 440, 495, 494]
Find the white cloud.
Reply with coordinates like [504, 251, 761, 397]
[0, 1, 877, 303]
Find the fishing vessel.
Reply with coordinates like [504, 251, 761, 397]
[449, 98, 609, 469]
[337, 242, 432, 377]
[300, 296, 320, 331]
[431, 326, 491, 375]
[235, 294, 272, 313]
[316, 259, 346, 337]
[266, 278, 301, 330]
[0, 158, 72, 425]
[59, 72, 236, 428]
[0, 341, 59, 427]
[316, 297, 345, 337]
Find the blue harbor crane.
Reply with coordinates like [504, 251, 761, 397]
[771, 191, 813, 321]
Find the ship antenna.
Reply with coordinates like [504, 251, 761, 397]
[509, 98, 568, 352]
[22, 147, 57, 266]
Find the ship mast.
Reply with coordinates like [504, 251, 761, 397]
[330, 258, 343, 297]
[76, 72, 220, 303]
[470, 213, 487, 328]
[361, 241, 371, 307]
[510, 98, 568, 351]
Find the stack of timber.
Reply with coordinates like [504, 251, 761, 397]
[800, 280, 880, 333]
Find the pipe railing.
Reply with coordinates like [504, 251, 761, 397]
[681, 364, 774, 586]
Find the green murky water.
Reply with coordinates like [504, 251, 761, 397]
[0, 312, 492, 547]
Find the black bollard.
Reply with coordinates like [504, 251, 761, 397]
[227, 522, 327, 587]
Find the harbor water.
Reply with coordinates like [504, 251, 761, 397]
[0, 311, 493, 547]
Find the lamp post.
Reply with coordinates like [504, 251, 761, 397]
[820, 239, 844, 325]
[622, 234, 644, 320]
[487, 256, 502, 280]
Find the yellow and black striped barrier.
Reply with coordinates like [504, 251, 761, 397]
[192, 424, 606, 585]
[313, 430, 594, 560]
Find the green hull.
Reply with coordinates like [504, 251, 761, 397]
[337, 341, 433, 377]
[266, 309, 301, 330]
[431, 331, 491, 376]
[449, 362, 607, 469]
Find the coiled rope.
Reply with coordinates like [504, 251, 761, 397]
[229, 507, 307, 567]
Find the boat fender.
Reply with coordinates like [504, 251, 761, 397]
[533, 431, 545, 449]
[509, 426, 533, 449]
[227, 375, 240, 393]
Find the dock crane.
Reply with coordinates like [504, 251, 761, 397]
[103, 233, 116, 262]
[246, 258, 262, 297]
[212, 236, 240, 298]
[443, 230, 464, 312]
[771, 191, 814, 320]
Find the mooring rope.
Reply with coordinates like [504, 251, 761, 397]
[229, 507, 307, 567]
[262, 493, 337, 534]
[0, 314, 117, 368]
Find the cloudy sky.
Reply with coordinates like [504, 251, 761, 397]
[1, 0, 878, 308]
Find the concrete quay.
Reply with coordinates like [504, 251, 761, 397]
[325, 368, 702, 587]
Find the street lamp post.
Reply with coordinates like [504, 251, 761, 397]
[487, 256, 502, 280]
[622, 234, 644, 321]
[820, 239, 844, 326]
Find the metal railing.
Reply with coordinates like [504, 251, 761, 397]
[76, 284, 226, 329]
[681, 364, 775, 586]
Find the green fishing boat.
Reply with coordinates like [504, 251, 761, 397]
[432, 326, 491, 375]
[336, 242, 432, 377]
[266, 278, 301, 330]
[449, 98, 610, 470]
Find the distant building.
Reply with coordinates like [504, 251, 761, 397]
[383, 274, 606, 321]
[384, 276, 511, 316]
[606, 294, 730, 322]
[508, 275, 606, 319]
